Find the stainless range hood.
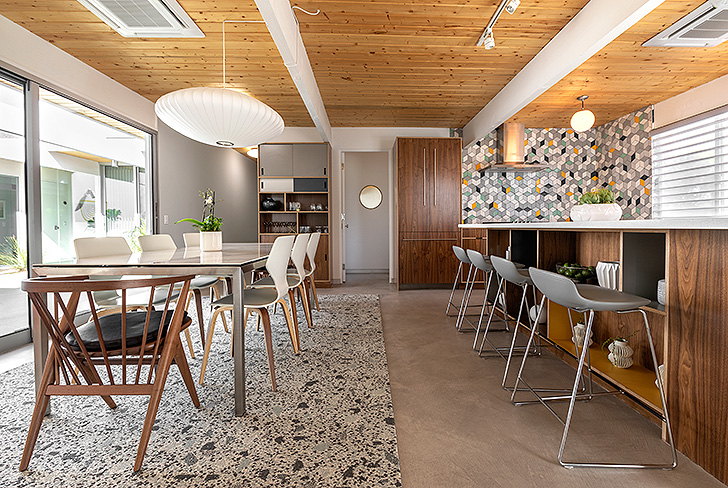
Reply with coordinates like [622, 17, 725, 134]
[484, 122, 547, 172]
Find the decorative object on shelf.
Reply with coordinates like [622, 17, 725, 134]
[657, 279, 666, 305]
[570, 95, 595, 133]
[556, 262, 596, 283]
[570, 188, 621, 221]
[316, 203, 323, 211]
[175, 188, 223, 252]
[261, 196, 282, 211]
[529, 305, 547, 324]
[655, 364, 665, 389]
[602, 329, 639, 369]
[288, 201, 301, 211]
[572, 320, 593, 348]
[596, 261, 620, 289]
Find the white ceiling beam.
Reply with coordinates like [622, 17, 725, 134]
[254, 0, 332, 142]
[463, 0, 666, 147]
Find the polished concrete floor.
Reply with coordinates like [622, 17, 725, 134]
[324, 273, 725, 488]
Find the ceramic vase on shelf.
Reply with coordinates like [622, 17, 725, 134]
[529, 305, 547, 325]
[596, 261, 620, 290]
[607, 339, 634, 369]
[200, 231, 222, 252]
[569, 203, 622, 222]
[572, 322, 593, 349]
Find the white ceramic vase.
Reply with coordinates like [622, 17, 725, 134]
[608, 339, 634, 369]
[571, 322, 593, 348]
[570, 203, 622, 222]
[529, 305, 547, 324]
[200, 231, 223, 252]
[596, 261, 620, 290]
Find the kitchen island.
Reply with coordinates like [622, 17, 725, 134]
[459, 219, 728, 484]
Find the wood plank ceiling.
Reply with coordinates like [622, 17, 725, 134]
[0, 1, 727, 129]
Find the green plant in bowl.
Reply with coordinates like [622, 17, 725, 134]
[578, 188, 615, 205]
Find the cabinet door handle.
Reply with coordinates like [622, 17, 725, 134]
[261, 168, 264, 176]
[323, 167, 327, 176]
[423, 147, 426, 206]
[434, 147, 437, 206]
[261, 181, 264, 190]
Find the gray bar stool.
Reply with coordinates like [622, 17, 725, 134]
[521, 267, 677, 469]
[465, 249, 509, 346]
[447, 246, 480, 330]
[483, 256, 542, 389]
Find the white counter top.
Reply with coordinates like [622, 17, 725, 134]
[459, 218, 728, 230]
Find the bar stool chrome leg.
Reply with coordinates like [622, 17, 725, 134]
[455, 263, 475, 330]
[477, 275, 510, 355]
[558, 309, 677, 469]
[445, 261, 463, 316]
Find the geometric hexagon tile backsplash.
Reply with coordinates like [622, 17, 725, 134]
[462, 107, 652, 222]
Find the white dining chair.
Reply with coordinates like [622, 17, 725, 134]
[138, 234, 224, 356]
[303, 232, 322, 312]
[199, 235, 297, 390]
[250, 233, 311, 348]
[182, 232, 200, 247]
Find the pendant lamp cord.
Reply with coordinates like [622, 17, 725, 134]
[221, 7, 319, 89]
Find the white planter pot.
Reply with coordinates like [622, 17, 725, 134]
[200, 231, 222, 252]
[607, 339, 634, 369]
[596, 261, 620, 290]
[570, 203, 622, 222]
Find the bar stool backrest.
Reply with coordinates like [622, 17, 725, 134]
[490, 255, 530, 285]
[268, 235, 296, 301]
[452, 246, 471, 264]
[528, 267, 584, 310]
[290, 233, 309, 285]
[139, 234, 177, 252]
[466, 249, 492, 272]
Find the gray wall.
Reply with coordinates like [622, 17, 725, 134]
[156, 121, 258, 245]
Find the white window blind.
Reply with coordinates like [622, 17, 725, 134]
[652, 108, 728, 218]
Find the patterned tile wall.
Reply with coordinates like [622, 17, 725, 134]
[462, 107, 653, 222]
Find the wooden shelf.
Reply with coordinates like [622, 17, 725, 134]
[643, 301, 666, 316]
[550, 338, 663, 414]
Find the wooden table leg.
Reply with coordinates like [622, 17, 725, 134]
[31, 269, 50, 416]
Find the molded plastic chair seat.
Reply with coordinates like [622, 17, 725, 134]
[530, 269, 650, 311]
[191, 276, 219, 289]
[212, 288, 279, 309]
[453, 246, 472, 265]
[466, 250, 492, 272]
[250, 274, 303, 288]
[67, 310, 190, 352]
[491, 255, 532, 286]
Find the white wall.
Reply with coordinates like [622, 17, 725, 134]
[0, 14, 157, 132]
[157, 122, 258, 245]
[654, 73, 728, 129]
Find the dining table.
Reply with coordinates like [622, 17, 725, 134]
[30, 242, 272, 417]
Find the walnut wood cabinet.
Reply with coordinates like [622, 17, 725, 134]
[396, 137, 461, 287]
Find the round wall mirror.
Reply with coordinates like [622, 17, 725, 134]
[359, 185, 383, 209]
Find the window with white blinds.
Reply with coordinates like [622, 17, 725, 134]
[652, 108, 728, 218]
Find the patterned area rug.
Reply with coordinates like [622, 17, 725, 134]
[0, 294, 401, 487]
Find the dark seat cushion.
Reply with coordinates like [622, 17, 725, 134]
[65, 310, 189, 352]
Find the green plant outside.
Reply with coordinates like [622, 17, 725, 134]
[0, 235, 27, 271]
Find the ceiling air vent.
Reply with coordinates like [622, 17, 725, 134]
[77, 0, 204, 38]
[643, 0, 728, 47]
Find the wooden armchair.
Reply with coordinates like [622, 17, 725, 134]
[20, 274, 200, 472]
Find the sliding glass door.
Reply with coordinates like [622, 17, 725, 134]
[0, 73, 29, 349]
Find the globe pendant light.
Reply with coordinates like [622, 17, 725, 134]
[155, 87, 284, 148]
[570, 95, 595, 133]
[154, 20, 284, 148]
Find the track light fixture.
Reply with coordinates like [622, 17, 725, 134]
[476, 0, 521, 50]
[505, 0, 521, 14]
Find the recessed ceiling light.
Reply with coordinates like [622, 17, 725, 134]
[505, 0, 521, 14]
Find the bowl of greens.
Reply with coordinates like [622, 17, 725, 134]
[556, 262, 596, 283]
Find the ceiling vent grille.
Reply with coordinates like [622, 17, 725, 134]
[643, 0, 728, 47]
[77, 0, 204, 38]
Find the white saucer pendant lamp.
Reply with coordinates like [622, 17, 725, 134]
[155, 87, 284, 148]
[570, 95, 595, 133]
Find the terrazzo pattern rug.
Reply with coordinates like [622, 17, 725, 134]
[0, 294, 401, 487]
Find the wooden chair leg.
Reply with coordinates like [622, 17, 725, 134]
[309, 275, 320, 311]
[183, 328, 196, 358]
[299, 282, 314, 328]
[19, 349, 57, 471]
[258, 307, 277, 391]
[174, 342, 200, 407]
[199, 309, 221, 384]
[210, 285, 230, 333]
[256, 312, 261, 332]
[277, 298, 299, 354]
[288, 289, 299, 329]
[193, 289, 205, 349]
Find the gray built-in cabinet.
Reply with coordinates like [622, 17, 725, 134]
[259, 144, 328, 177]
